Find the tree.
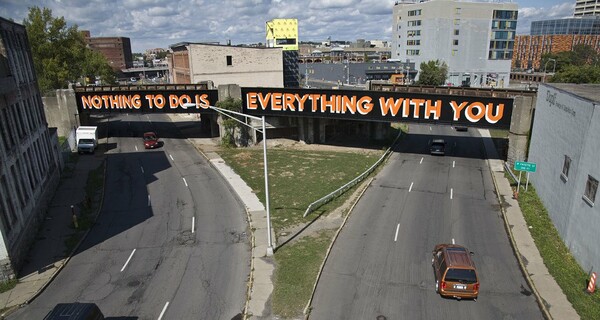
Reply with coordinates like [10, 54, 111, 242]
[23, 6, 115, 94]
[550, 65, 600, 84]
[416, 60, 448, 86]
[215, 97, 244, 147]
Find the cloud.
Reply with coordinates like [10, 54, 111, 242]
[517, 2, 574, 34]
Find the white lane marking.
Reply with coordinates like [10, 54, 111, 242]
[420, 157, 423, 164]
[192, 217, 195, 233]
[409, 182, 414, 192]
[394, 224, 400, 242]
[169, 154, 174, 161]
[452, 238, 455, 244]
[183, 177, 188, 187]
[429, 126, 432, 131]
[158, 302, 169, 320]
[135, 145, 138, 151]
[120, 249, 136, 272]
[452, 160, 455, 168]
[450, 188, 453, 199]
[140, 166, 144, 174]
[148, 195, 151, 207]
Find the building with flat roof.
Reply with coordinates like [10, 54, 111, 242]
[82, 31, 133, 72]
[512, 34, 600, 70]
[392, 0, 518, 87]
[575, 0, 600, 17]
[529, 83, 600, 275]
[530, 16, 600, 35]
[169, 42, 284, 87]
[0, 17, 61, 281]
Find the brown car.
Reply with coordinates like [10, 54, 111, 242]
[432, 244, 479, 300]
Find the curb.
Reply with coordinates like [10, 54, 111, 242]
[6, 156, 108, 317]
[488, 163, 552, 320]
[303, 177, 374, 319]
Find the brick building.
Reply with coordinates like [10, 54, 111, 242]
[0, 17, 61, 280]
[512, 34, 600, 70]
[82, 30, 133, 72]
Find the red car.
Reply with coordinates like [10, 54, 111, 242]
[143, 132, 159, 149]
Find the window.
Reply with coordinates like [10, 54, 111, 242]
[455, 8, 461, 15]
[406, 49, 420, 56]
[407, 40, 421, 46]
[452, 49, 458, 56]
[226, 55, 232, 66]
[407, 30, 421, 37]
[453, 40, 459, 46]
[407, 20, 422, 27]
[583, 175, 598, 205]
[454, 19, 460, 25]
[454, 29, 460, 36]
[408, 9, 422, 16]
[561, 155, 571, 181]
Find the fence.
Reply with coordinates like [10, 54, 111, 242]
[303, 131, 403, 217]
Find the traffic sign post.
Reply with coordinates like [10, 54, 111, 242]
[514, 161, 537, 191]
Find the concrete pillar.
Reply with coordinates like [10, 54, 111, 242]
[508, 95, 536, 165]
[373, 122, 388, 140]
[319, 119, 327, 143]
[298, 117, 306, 143]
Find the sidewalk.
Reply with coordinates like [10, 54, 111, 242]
[481, 129, 579, 320]
[0, 152, 105, 318]
[0, 120, 579, 320]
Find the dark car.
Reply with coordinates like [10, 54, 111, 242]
[430, 139, 446, 155]
[44, 303, 104, 319]
[143, 132, 159, 149]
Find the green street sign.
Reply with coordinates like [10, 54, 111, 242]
[514, 161, 537, 172]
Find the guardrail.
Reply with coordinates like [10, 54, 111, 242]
[504, 161, 518, 183]
[303, 130, 403, 217]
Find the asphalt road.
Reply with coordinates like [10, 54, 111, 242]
[309, 124, 542, 320]
[10, 113, 250, 319]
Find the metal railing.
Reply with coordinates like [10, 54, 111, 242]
[303, 131, 403, 217]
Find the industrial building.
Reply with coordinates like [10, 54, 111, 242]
[168, 42, 284, 87]
[528, 83, 600, 275]
[82, 30, 133, 72]
[392, 0, 517, 87]
[0, 17, 61, 280]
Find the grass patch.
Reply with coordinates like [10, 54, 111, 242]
[0, 279, 17, 294]
[506, 176, 600, 320]
[216, 145, 386, 318]
[64, 162, 105, 254]
[272, 229, 336, 318]
[218, 148, 382, 231]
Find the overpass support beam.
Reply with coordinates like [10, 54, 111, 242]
[508, 95, 536, 166]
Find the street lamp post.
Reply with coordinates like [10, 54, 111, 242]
[183, 103, 274, 256]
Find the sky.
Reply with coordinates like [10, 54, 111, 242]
[0, 0, 576, 53]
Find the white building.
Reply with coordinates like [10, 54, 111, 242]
[392, 0, 517, 87]
[529, 83, 600, 274]
[169, 42, 284, 88]
[575, 0, 600, 17]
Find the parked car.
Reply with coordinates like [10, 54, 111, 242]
[44, 302, 104, 319]
[430, 139, 446, 156]
[432, 244, 479, 300]
[143, 132, 159, 149]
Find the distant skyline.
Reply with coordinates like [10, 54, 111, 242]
[0, 0, 576, 53]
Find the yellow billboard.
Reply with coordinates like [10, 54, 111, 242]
[266, 18, 298, 51]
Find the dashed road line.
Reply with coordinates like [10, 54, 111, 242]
[394, 224, 400, 242]
[183, 177, 188, 187]
[120, 249, 136, 272]
[409, 182, 414, 192]
[158, 302, 169, 320]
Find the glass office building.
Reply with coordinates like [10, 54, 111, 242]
[531, 16, 600, 35]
